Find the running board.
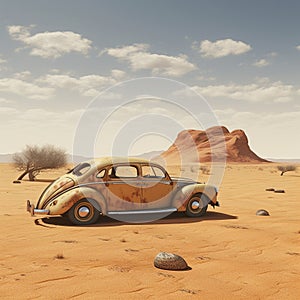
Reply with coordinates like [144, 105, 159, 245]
[108, 208, 177, 215]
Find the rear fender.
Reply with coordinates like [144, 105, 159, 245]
[172, 184, 217, 211]
[46, 186, 107, 215]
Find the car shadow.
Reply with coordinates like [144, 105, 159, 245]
[23, 178, 55, 183]
[36, 211, 237, 228]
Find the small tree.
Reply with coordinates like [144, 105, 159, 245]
[13, 145, 67, 181]
[277, 165, 297, 176]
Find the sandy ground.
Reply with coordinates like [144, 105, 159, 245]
[0, 162, 300, 299]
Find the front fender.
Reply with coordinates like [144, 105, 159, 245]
[172, 184, 218, 211]
[45, 186, 107, 215]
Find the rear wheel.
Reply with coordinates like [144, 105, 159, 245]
[67, 199, 100, 225]
[185, 193, 208, 217]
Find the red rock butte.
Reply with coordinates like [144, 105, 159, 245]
[160, 126, 269, 163]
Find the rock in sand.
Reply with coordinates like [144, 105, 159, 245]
[154, 252, 189, 270]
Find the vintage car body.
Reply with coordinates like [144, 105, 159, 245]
[27, 157, 219, 225]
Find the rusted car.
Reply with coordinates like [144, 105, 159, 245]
[26, 157, 219, 225]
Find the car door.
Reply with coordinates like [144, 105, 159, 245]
[140, 164, 174, 209]
[106, 164, 142, 211]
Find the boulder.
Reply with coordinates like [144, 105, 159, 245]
[154, 252, 189, 270]
[256, 209, 270, 216]
[274, 190, 285, 193]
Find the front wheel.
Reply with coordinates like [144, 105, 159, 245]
[185, 193, 208, 217]
[67, 199, 100, 225]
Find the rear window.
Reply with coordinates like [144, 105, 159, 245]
[72, 163, 91, 176]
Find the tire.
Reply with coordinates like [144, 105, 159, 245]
[185, 193, 208, 217]
[67, 199, 100, 225]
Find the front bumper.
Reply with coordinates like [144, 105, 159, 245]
[26, 200, 50, 216]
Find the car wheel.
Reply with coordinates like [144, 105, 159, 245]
[185, 193, 208, 217]
[67, 199, 100, 225]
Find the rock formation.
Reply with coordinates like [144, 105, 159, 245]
[160, 126, 268, 163]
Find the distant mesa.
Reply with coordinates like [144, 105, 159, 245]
[159, 126, 269, 163]
[136, 150, 163, 160]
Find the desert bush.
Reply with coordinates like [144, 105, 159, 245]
[200, 166, 210, 175]
[13, 145, 67, 181]
[277, 165, 297, 176]
[189, 165, 210, 175]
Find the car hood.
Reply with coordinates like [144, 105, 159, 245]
[37, 175, 75, 209]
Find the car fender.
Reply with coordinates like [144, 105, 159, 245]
[46, 186, 107, 215]
[172, 184, 217, 211]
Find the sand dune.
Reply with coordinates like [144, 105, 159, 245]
[1, 163, 300, 299]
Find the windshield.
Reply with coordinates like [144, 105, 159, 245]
[70, 162, 91, 176]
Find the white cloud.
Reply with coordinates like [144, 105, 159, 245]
[0, 77, 54, 100]
[268, 52, 277, 57]
[0, 71, 121, 102]
[0, 106, 18, 115]
[130, 52, 196, 76]
[38, 73, 116, 97]
[196, 75, 216, 81]
[7, 25, 92, 58]
[199, 38, 252, 58]
[105, 43, 196, 77]
[111, 69, 126, 80]
[192, 81, 296, 103]
[0, 97, 12, 104]
[7, 25, 32, 40]
[253, 59, 270, 67]
[0, 55, 7, 71]
[13, 71, 32, 79]
[296, 45, 300, 51]
[49, 68, 61, 74]
[106, 43, 149, 58]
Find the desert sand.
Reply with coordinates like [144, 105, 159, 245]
[1, 162, 300, 299]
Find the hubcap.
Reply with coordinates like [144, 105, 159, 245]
[191, 200, 200, 210]
[78, 206, 90, 218]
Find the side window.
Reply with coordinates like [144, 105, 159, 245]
[151, 166, 165, 178]
[142, 166, 153, 177]
[108, 165, 138, 178]
[142, 165, 166, 178]
[96, 169, 106, 178]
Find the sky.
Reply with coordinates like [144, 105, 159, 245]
[0, 0, 299, 159]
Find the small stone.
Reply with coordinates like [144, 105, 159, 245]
[274, 190, 285, 193]
[256, 209, 270, 216]
[154, 252, 189, 270]
[265, 188, 275, 191]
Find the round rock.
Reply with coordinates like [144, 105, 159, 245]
[256, 209, 270, 216]
[154, 252, 189, 270]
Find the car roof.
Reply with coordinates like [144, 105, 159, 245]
[87, 156, 155, 169]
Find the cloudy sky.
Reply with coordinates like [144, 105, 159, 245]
[0, 0, 299, 159]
